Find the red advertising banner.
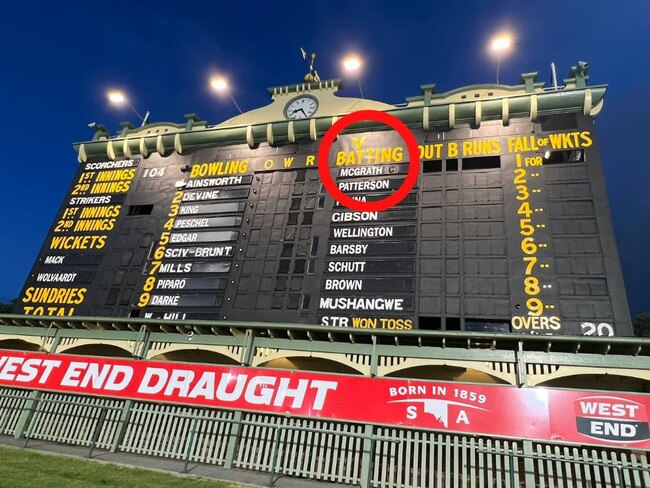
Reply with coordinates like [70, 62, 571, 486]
[0, 349, 648, 449]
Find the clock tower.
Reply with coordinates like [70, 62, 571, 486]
[215, 78, 393, 128]
[284, 94, 319, 120]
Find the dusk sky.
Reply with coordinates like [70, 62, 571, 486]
[1, 1, 648, 317]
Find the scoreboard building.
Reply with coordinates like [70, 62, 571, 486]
[1, 63, 648, 486]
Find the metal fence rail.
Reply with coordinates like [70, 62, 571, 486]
[0, 385, 649, 488]
[373, 431, 521, 488]
[528, 443, 650, 488]
[24, 393, 123, 451]
[0, 388, 30, 435]
[235, 413, 368, 485]
[121, 402, 235, 465]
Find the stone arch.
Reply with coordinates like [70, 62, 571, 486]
[150, 348, 239, 365]
[0, 338, 44, 352]
[384, 362, 511, 385]
[536, 372, 650, 393]
[60, 343, 132, 358]
[256, 354, 364, 375]
[147, 344, 240, 364]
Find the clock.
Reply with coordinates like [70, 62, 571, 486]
[284, 95, 318, 120]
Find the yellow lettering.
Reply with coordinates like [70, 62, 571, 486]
[419, 144, 442, 160]
[95, 169, 136, 182]
[547, 131, 591, 150]
[511, 315, 561, 330]
[352, 136, 366, 149]
[190, 160, 249, 177]
[50, 235, 106, 250]
[21, 287, 87, 305]
[352, 317, 377, 328]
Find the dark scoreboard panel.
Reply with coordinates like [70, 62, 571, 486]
[16, 114, 632, 336]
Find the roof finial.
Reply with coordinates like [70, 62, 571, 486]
[300, 47, 321, 83]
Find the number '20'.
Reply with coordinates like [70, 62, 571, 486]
[581, 322, 614, 337]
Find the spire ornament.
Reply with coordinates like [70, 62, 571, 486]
[300, 47, 321, 83]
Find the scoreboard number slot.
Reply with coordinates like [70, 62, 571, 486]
[510, 153, 561, 332]
[137, 190, 186, 308]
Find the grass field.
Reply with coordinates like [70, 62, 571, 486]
[0, 445, 243, 488]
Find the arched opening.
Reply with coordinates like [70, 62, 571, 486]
[259, 356, 362, 375]
[151, 349, 239, 365]
[538, 374, 650, 393]
[0, 339, 43, 352]
[386, 365, 509, 384]
[62, 344, 132, 358]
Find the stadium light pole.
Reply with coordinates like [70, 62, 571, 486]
[490, 34, 512, 84]
[342, 55, 364, 99]
[209, 76, 243, 114]
[107, 90, 149, 126]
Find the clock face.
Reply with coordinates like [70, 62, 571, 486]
[285, 96, 318, 120]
